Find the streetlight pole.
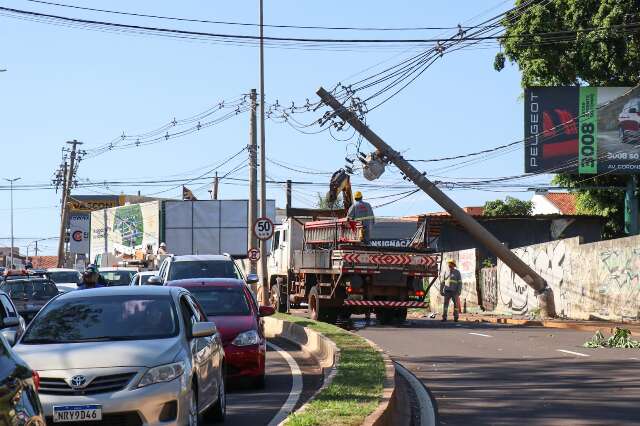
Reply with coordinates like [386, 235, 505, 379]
[4, 177, 20, 268]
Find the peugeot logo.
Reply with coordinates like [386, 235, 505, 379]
[69, 375, 88, 389]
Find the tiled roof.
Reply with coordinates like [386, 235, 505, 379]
[544, 192, 577, 215]
[30, 256, 58, 269]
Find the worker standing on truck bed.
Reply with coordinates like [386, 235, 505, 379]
[441, 259, 462, 322]
[346, 191, 375, 244]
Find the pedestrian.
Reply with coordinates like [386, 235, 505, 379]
[441, 259, 462, 322]
[78, 264, 104, 290]
[157, 242, 168, 255]
[346, 191, 375, 244]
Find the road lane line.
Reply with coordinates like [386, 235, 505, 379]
[266, 341, 303, 426]
[557, 349, 590, 357]
[468, 332, 492, 338]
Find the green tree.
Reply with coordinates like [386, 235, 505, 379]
[316, 192, 343, 210]
[496, 0, 640, 237]
[483, 196, 533, 216]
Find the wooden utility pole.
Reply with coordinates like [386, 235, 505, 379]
[248, 89, 258, 275]
[213, 172, 219, 200]
[316, 87, 557, 318]
[56, 140, 83, 268]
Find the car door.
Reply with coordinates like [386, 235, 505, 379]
[179, 294, 217, 409]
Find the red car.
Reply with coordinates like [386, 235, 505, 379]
[166, 278, 275, 387]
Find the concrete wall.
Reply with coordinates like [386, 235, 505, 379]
[494, 236, 640, 321]
[429, 248, 480, 312]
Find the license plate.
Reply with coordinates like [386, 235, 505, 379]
[53, 405, 102, 423]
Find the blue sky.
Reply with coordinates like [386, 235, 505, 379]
[0, 0, 546, 254]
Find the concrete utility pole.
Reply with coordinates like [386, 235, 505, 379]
[258, 0, 269, 304]
[56, 140, 83, 268]
[212, 172, 219, 200]
[248, 89, 258, 275]
[317, 87, 557, 318]
[4, 177, 20, 268]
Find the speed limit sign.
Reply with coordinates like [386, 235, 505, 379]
[253, 217, 274, 241]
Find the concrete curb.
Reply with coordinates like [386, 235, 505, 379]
[457, 313, 640, 334]
[263, 316, 340, 423]
[395, 362, 438, 426]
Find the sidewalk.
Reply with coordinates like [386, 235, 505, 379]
[409, 310, 640, 334]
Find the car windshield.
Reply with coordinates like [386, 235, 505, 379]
[1, 280, 59, 300]
[100, 271, 136, 286]
[22, 294, 178, 343]
[48, 271, 81, 284]
[189, 286, 251, 317]
[168, 260, 240, 281]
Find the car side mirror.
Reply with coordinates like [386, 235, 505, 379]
[1, 329, 17, 346]
[258, 305, 276, 317]
[246, 274, 259, 285]
[191, 321, 217, 338]
[147, 276, 162, 286]
[1, 317, 19, 328]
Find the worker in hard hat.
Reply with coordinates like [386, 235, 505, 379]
[157, 242, 168, 255]
[347, 191, 375, 244]
[440, 259, 462, 322]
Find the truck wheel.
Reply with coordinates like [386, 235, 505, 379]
[270, 283, 286, 313]
[309, 286, 320, 321]
[393, 308, 408, 324]
[376, 309, 393, 325]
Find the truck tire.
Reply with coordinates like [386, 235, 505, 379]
[376, 309, 393, 325]
[270, 283, 286, 313]
[393, 308, 408, 324]
[308, 286, 338, 324]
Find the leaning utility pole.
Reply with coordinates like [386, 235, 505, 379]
[317, 87, 556, 318]
[248, 89, 259, 276]
[258, 0, 269, 304]
[56, 140, 83, 268]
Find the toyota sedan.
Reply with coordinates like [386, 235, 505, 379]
[13, 286, 226, 425]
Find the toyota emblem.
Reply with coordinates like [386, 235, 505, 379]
[69, 375, 88, 389]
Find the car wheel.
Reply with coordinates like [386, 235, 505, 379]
[188, 386, 200, 426]
[211, 375, 226, 422]
[253, 374, 266, 389]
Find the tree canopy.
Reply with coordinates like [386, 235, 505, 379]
[483, 196, 533, 217]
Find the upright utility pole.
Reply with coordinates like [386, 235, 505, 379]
[212, 172, 219, 200]
[4, 177, 20, 268]
[317, 87, 557, 318]
[248, 89, 259, 275]
[56, 140, 83, 268]
[258, 0, 269, 304]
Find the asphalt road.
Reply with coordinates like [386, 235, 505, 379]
[356, 317, 640, 426]
[222, 337, 322, 426]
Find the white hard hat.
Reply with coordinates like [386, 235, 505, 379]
[160, 242, 167, 247]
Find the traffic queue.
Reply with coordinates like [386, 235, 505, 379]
[0, 253, 274, 425]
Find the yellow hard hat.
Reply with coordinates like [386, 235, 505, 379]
[447, 259, 456, 266]
[354, 191, 363, 200]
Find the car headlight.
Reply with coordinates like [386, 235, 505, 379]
[138, 361, 185, 388]
[232, 330, 260, 346]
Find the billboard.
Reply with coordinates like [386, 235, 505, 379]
[69, 213, 90, 254]
[68, 194, 124, 212]
[525, 86, 640, 174]
[90, 201, 160, 259]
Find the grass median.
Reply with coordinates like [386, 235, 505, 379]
[275, 313, 385, 426]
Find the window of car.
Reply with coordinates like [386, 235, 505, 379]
[168, 260, 241, 281]
[0, 295, 16, 318]
[48, 271, 81, 284]
[21, 295, 179, 344]
[1, 280, 59, 299]
[188, 286, 252, 317]
[99, 271, 136, 286]
[179, 296, 198, 337]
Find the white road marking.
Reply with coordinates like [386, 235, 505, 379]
[557, 349, 590, 357]
[395, 362, 436, 426]
[468, 332, 492, 338]
[266, 341, 303, 426]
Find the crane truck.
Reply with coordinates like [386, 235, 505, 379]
[267, 170, 440, 324]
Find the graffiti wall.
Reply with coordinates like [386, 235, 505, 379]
[494, 236, 640, 320]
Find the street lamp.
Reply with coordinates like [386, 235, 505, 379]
[4, 177, 20, 268]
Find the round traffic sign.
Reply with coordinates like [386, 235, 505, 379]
[72, 230, 83, 242]
[253, 217, 274, 241]
[248, 248, 261, 262]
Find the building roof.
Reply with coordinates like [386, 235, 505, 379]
[543, 192, 577, 215]
[30, 256, 58, 269]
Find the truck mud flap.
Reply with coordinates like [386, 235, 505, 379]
[343, 300, 426, 308]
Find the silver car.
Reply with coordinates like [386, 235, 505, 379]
[13, 286, 226, 425]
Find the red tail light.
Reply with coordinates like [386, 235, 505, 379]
[346, 286, 353, 294]
[32, 371, 40, 391]
[415, 290, 425, 297]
